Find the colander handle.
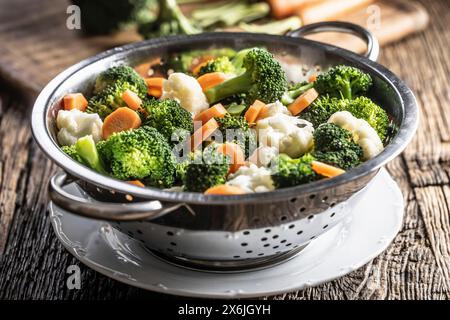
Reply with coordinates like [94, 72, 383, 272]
[286, 21, 379, 62]
[48, 171, 184, 221]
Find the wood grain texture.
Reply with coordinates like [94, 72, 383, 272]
[0, 0, 449, 300]
[0, 0, 428, 96]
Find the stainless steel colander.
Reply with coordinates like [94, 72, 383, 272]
[31, 22, 418, 271]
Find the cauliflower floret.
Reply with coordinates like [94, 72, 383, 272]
[258, 100, 290, 119]
[226, 164, 274, 193]
[56, 109, 103, 146]
[161, 72, 209, 114]
[256, 113, 314, 158]
[248, 146, 279, 167]
[328, 111, 383, 160]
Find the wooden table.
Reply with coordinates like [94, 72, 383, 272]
[0, 0, 449, 300]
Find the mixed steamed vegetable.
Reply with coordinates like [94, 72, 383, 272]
[56, 47, 391, 195]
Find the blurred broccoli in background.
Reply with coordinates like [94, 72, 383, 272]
[98, 126, 176, 187]
[312, 123, 363, 170]
[166, 48, 237, 74]
[239, 16, 301, 35]
[197, 56, 236, 76]
[72, 0, 156, 35]
[138, 0, 200, 38]
[270, 153, 317, 188]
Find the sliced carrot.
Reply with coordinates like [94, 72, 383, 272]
[63, 93, 88, 112]
[121, 89, 142, 111]
[308, 74, 317, 82]
[287, 88, 319, 116]
[145, 77, 165, 98]
[127, 180, 145, 187]
[193, 103, 227, 125]
[255, 104, 269, 121]
[268, 0, 322, 18]
[204, 184, 245, 195]
[197, 72, 228, 92]
[192, 57, 214, 75]
[217, 142, 245, 174]
[148, 87, 162, 98]
[134, 57, 161, 77]
[102, 107, 142, 139]
[244, 100, 266, 125]
[311, 160, 346, 178]
[298, 0, 374, 24]
[190, 118, 219, 150]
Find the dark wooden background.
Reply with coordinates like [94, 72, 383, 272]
[0, 0, 449, 299]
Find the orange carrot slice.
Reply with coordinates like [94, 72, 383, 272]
[127, 180, 145, 187]
[217, 142, 245, 174]
[102, 107, 142, 139]
[311, 160, 346, 178]
[287, 88, 319, 116]
[63, 93, 88, 112]
[308, 74, 317, 82]
[134, 57, 161, 77]
[255, 104, 269, 121]
[193, 103, 227, 125]
[192, 57, 214, 75]
[145, 77, 165, 98]
[190, 118, 219, 150]
[121, 89, 142, 111]
[244, 99, 266, 124]
[204, 185, 245, 195]
[197, 72, 228, 92]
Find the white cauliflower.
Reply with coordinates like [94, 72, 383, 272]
[56, 109, 103, 146]
[328, 111, 384, 160]
[248, 146, 279, 167]
[257, 100, 290, 119]
[256, 113, 314, 158]
[226, 164, 274, 193]
[161, 72, 209, 114]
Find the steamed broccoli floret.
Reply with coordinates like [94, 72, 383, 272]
[300, 96, 389, 141]
[87, 81, 143, 119]
[312, 123, 363, 170]
[71, 0, 156, 35]
[98, 126, 176, 187]
[315, 65, 372, 100]
[62, 136, 106, 174]
[215, 113, 256, 158]
[205, 48, 288, 105]
[138, 0, 200, 38]
[183, 147, 229, 192]
[300, 95, 348, 127]
[345, 96, 390, 141]
[142, 99, 193, 144]
[197, 56, 236, 76]
[93, 65, 147, 97]
[281, 81, 314, 105]
[270, 153, 317, 188]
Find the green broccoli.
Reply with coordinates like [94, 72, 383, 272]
[345, 96, 390, 142]
[281, 81, 314, 106]
[62, 136, 106, 174]
[87, 81, 143, 119]
[138, 0, 200, 38]
[166, 48, 237, 74]
[190, 1, 270, 29]
[197, 56, 236, 76]
[315, 65, 372, 100]
[93, 65, 147, 97]
[142, 98, 193, 144]
[312, 123, 363, 170]
[300, 95, 389, 141]
[71, 0, 156, 35]
[215, 113, 256, 158]
[300, 95, 348, 127]
[183, 147, 229, 192]
[270, 153, 317, 188]
[205, 48, 288, 105]
[239, 16, 302, 35]
[98, 126, 176, 187]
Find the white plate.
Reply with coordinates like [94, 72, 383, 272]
[49, 168, 403, 299]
